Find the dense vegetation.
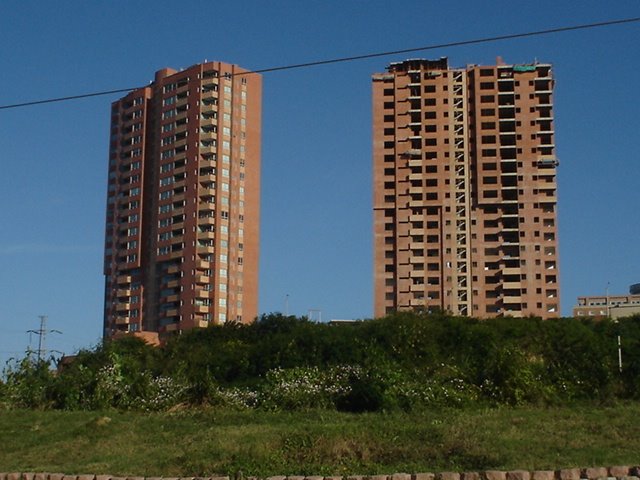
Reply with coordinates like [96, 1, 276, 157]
[2, 312, 640, 412]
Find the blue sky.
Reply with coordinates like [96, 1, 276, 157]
[1, 1, 639, 364]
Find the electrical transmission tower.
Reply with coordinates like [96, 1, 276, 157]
[27, 315, 62, 361]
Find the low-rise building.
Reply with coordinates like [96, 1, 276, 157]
[573, 285, 640, 319]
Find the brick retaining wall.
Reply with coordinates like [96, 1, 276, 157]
[1, 467, 639, 480]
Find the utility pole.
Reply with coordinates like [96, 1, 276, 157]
[27, 315, 62, 362]
[606, 283, 622, 373]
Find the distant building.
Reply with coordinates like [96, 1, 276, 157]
[573, 284, 640, 319]
[373, 57, 560, 318]
[103, 61, 261, 339]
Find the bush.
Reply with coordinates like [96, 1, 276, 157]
[1, 354, 54, 409]
[259, 365, 357, 410]
[3, 313, 638, 411]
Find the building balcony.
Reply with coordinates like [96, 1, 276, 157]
[165, 308, 179, 317]
[172, 193, 186, 204]
[199, 186, 216, 198]
[164, 322, 179, 332]
[538, 194, 557, 203]
[173, 139, 187, 150]
[409, 298, 427, 307]
[199, 159, 216, 169]
[116, 302, 131, 312]
[115, 316, 131, 325]
[197, 245, 215, 254]
[502, 295, 522, 304]
[194, 305, 210, 314]
[195, 275, 210, 284]
[199, 231, 215, 240]
[534, 183, 556, 192]
[166, 279, 180, 288]
[502, 267, 521, 276]
[116, 274, 132, 284]
[501, 212, 518, 218]
[199, 202, 216, 212]
[116, 289, 131, 297]
[200, 173, 216, 183]
[501, 240, 520, 247]
[200, 130, 216, 140]
[537, 158, 558, 168]
[168, 250, 183, 260]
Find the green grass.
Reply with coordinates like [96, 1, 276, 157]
[1, 404, 639, 477]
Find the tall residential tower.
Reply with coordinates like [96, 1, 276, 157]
[104, 61, 261, 338]
[373, 58, 559, 318]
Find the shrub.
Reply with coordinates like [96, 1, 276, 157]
[1, 354, 55, 409]
[258, 365, 355, 410]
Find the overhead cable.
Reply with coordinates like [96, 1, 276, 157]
[1, 16, 638, 111]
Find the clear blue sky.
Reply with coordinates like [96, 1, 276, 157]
[1, 0, 639, 364]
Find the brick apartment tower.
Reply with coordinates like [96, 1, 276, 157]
[373, 58, 560, 318]
[103, 61, 261, 338]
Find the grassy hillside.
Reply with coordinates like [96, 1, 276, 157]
[1, 404, 639, 477]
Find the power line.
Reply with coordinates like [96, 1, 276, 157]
[1, 16, 638, 111]
[244, 16, 640, 75]
[0, 87, 139, 110]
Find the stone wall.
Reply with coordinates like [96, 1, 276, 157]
[1, 468, 639, 480]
